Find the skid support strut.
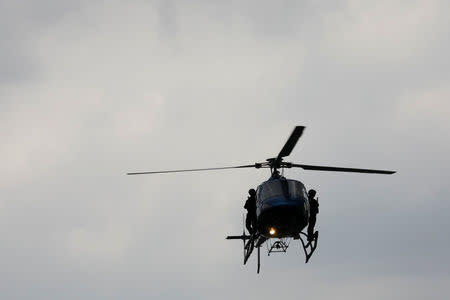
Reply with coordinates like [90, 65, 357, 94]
[243, 233, 255, 265]
[299, 231, 319, 263]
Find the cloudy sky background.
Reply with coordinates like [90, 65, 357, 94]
[1, 0, 450, 299]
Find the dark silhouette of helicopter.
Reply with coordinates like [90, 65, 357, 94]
[127, 126, 396, 273]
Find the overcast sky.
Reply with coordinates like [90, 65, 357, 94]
[1, 1, 450, 299]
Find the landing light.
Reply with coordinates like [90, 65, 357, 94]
[269, 228, 276, 235]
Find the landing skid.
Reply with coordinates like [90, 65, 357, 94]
[227, 231, 266, 273]
[227, 230, 319, 273]
[299, 231, 319, 263]
[243, 233, 266, 273]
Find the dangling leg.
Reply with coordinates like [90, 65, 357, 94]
[307, 216, 316, 241]
[245, 213, 253, 234]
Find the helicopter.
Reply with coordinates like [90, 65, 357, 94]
[127, 126, 396, 273]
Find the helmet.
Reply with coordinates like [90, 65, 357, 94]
[248, 188, 256, 196]
[308, 189, 316, 198]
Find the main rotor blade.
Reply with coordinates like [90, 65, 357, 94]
[277, 126, 305, 161]
[291, 163, 396, 174]
[127, 164, 258, 175]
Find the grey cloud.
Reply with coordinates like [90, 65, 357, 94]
[0, 1, 88, 85]
[1, 1, 449, 299]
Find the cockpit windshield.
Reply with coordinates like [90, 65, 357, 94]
[287, 180, 308, 199]
[257, 180, 284, 199]
[257, 179, 307, 201]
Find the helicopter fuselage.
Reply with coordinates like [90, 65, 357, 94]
[255, 176, 310, 238]
[127, 125, 396, 273]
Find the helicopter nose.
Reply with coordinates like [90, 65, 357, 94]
[258, 206, 307, 237]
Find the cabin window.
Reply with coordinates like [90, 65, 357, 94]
[302, 187, 308, 199]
